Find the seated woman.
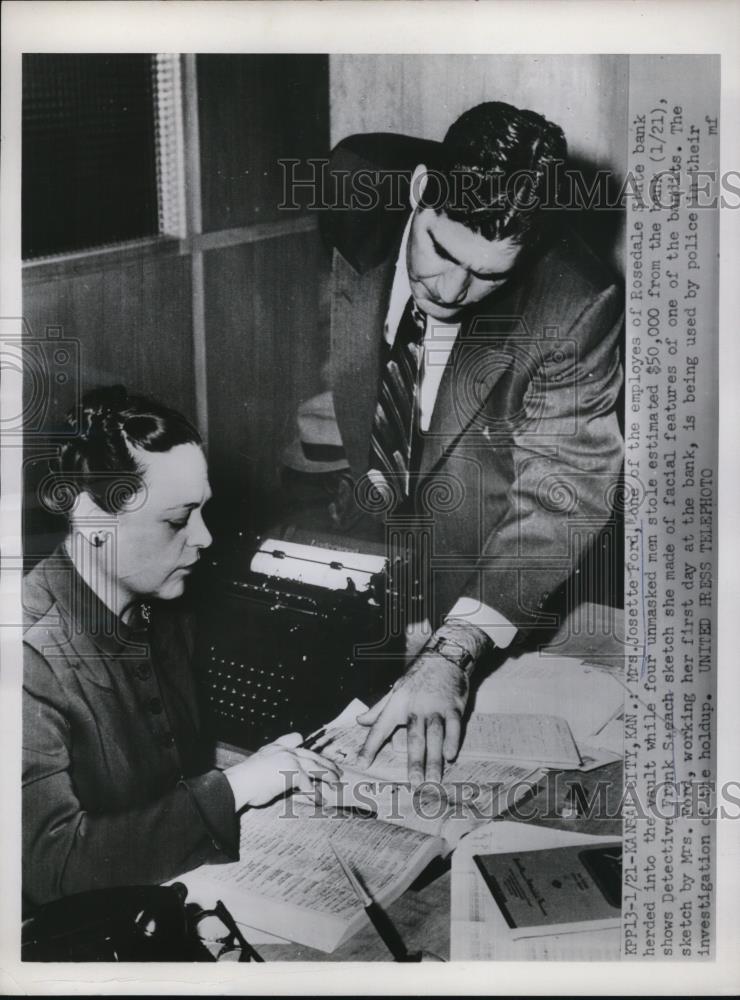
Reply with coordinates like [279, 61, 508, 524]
[22, 385, 336, 913]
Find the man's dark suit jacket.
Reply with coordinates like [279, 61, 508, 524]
[321, 133, 624, 642]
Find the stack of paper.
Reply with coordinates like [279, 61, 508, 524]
[471, 652, 624, 743]
[468, 652, 625, 771]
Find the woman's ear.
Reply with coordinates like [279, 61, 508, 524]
[409, 164, 429, 210]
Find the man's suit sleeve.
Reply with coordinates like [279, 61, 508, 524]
[456, 284, 624, 637]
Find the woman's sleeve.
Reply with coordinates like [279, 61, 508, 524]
[22, 645, 239, 909]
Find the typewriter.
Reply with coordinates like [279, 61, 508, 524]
[196, 529, 405, 751]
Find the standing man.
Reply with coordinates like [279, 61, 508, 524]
[319, 102, 623, 783]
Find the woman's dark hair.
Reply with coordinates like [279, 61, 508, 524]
[47, 385, 202, 515]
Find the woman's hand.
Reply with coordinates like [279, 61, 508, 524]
[224, 733, 341, 812]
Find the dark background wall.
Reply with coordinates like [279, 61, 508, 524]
[23, 54, 330, 557]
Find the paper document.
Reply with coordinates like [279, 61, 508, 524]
[471, 653, 624, 741]
[315, 722, 545, 843]
[319, 697, 369, 730]
[250, 537, 385, 591]
[589, 710, 625, 757]
[576, 742, 623, 771]
[311, 723, 408, 781]
[392, 712, 582, 768]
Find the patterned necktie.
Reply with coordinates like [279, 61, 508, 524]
[369, 296, 426, 500]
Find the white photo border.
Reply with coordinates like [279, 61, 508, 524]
[2, 1, 739, 994]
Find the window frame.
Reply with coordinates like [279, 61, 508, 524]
[22, 53, 187, 271]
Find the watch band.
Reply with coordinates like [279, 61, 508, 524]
[426, 617, 494, 673]
[428, 633, 474, 672]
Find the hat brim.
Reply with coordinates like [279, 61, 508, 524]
[282, 438, 350, 474]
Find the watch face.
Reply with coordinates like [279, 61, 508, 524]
[433, 637, 470, 668]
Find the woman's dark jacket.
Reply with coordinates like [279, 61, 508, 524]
[22, 546, 238, 912]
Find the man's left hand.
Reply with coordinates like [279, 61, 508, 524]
[356, 650, 469, 785]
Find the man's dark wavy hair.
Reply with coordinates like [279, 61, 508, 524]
[419, 101, 567, 246]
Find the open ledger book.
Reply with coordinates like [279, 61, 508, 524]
[178, 708, 544, 952]
[179, 799, 445, 952]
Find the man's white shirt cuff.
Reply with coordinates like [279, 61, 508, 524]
[445, 597, 517, 649]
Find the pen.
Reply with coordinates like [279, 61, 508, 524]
[329, 842, 420, 962]
[292, 793, 376, 818]
[299, 726, 326, 749]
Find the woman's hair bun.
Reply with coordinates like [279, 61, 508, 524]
[52, 384, 201, 516]
[80, 384, 129, 435]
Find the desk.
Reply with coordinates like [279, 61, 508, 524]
[214, 604, 624, 961]
[212, 760, 623, 962]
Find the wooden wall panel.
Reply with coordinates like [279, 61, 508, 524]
[22, 256, 194, 559]
[23, 254, 195, 423]
[330, 54, 628, 270]
[197, 55, 329, 232]
[203, 228, 329, 527]
[330, 55, 627, 166]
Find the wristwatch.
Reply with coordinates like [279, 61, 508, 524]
[427, 633, 475, 672]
